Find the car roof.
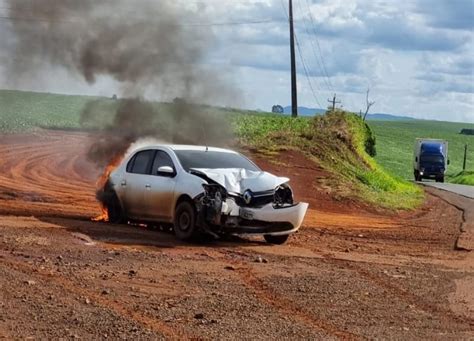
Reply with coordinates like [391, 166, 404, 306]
[134, 144, 238, 154]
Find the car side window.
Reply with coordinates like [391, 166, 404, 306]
[151, 151, 175, 176]
[129, 150, 155, 175]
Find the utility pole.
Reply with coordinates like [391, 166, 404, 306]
[289, 0, 298, 118]
[327, 93, 341, 111]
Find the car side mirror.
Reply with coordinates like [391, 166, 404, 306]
[447, 159, 450, 165]
[157, 166, 175, 177]
[415, 157, 418, 162]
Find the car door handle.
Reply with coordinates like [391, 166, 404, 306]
[121, 180, 127, 187]
[145, 184, 151, 189]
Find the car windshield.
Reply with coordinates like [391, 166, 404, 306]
[174, 150, 260, 172]
[420, 155, 444, 164]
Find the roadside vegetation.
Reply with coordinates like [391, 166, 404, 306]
[233, 110, 423, 209]
[450, 171, 474, 186]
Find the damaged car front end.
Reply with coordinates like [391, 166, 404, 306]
[191, 168, 309, 243]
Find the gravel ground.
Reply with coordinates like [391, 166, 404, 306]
[0, 131, 473, 339]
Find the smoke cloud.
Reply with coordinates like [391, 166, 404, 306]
[7, 0, 235, 168]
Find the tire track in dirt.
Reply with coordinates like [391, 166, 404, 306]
[210, 249, 359, 340]
[0, 253, 194, 340]
[217, 242, 473, 338]
[285, 237, 472, 326]
[0, 135, 94, 195]
[235, 265, 359, 340]
[320, 256, 474, 327]
[0, 132, 99, 217]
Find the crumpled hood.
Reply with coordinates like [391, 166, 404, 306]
[190, 168, 289, 194]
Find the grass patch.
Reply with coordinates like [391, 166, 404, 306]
[450, 171, 474, 186]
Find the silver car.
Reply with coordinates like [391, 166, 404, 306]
[103, 145, 308, 244]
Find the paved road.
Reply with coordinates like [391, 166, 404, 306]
[419, 181, 474, 199]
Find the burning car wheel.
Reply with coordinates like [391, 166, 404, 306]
[174, 201, 197, 241]
[106, 191, 126, 224]
[264, 234, 289, 245]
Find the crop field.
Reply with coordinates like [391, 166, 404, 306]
[369, 120, 474, 182]
[0, 89, 92, 132]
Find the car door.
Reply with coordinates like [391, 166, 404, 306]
[122, 150, 155, 218]
[144, 150, 178, 221]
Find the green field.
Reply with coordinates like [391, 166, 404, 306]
[0, 89, 93, 132]
[369, 120, 474, 183]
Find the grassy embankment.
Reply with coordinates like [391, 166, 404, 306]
[369, 120, 474, 185]
[233, 111, 423, 209]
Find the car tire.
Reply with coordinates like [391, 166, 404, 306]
[436, 176, 445, 183]
[264, 234, 289, 245]
[174, 201, 197, 241]
[106, 190, 127, 224]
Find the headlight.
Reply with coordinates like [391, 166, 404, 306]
[202, 184, 227, 200]
[274, 185, 294, 207]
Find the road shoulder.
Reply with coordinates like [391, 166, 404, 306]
[424, 187, 473, 252]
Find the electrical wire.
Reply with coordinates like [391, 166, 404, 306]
[303, 0, 334, 92]
[296, 0, 332, 92]
[294, 33, 324, 109]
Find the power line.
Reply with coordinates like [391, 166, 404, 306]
[296, 0, 331, 92]
[294, 33, 324, 109]
[303, 0, 334, 92]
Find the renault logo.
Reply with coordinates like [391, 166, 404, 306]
[243, 190, 253, 205]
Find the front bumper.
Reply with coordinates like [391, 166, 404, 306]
[420, 170, 444, 178]
[216, 201, 309, 236]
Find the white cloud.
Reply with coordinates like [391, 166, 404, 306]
[0, 0, 473, 123]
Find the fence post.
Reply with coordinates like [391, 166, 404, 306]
[463, 144, 468, 171]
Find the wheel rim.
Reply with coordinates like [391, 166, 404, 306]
[179, 212, 191, 231]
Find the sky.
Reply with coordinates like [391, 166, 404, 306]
[0, 0, 473, 123]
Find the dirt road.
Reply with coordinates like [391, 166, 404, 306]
[0, 131, 473, 339]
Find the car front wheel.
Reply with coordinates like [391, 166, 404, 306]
[264, 234, 289, 245]
[174, 201, 197, 241]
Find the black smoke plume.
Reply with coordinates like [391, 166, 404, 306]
[7, 0, 235, 168]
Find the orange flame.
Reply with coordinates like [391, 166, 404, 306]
[92, 154, 124, 222]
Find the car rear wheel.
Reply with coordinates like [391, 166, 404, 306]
[264, 234, 289, 245]
[174, 201, 197, 241]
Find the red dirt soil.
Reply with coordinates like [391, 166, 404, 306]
[0, 130, 473, 339]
